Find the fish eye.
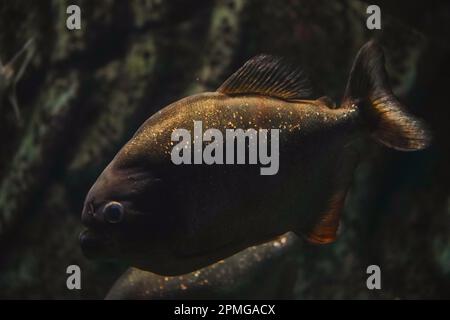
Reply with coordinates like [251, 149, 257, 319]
[103, 202, 124, 224]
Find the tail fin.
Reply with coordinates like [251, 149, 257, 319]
[343, 40, 431, 151]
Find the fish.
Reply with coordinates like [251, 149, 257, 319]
[80, 41, 431, 275]
[106, 232, 299, 299]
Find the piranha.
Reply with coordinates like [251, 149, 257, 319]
[80, 41, 430, 275]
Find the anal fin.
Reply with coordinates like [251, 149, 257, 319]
[306, 190, 347, 245]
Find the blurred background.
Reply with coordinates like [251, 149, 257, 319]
[0, 0, 448, 299]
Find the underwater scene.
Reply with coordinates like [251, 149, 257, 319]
[0, 0, 449, 301]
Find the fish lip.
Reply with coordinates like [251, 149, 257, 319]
[79, 228, 113, 259]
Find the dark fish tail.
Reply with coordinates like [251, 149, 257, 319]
[343, 40, 431, 151]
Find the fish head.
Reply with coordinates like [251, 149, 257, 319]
[79, 158, 177, 265]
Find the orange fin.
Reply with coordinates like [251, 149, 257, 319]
[306, 190, 347, 245]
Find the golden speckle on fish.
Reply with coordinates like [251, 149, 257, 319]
[81, 42, 431, 276]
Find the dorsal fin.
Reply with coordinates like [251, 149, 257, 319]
[217, 54, 313, 101]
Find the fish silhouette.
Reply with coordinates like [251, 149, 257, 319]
[80, 41, 430, 275]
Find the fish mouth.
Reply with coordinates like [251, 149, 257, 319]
[79, 229, 114, 259]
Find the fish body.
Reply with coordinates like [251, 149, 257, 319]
[80, 41, 430, 275]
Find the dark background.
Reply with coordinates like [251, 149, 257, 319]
[0, 0, 448, 299]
